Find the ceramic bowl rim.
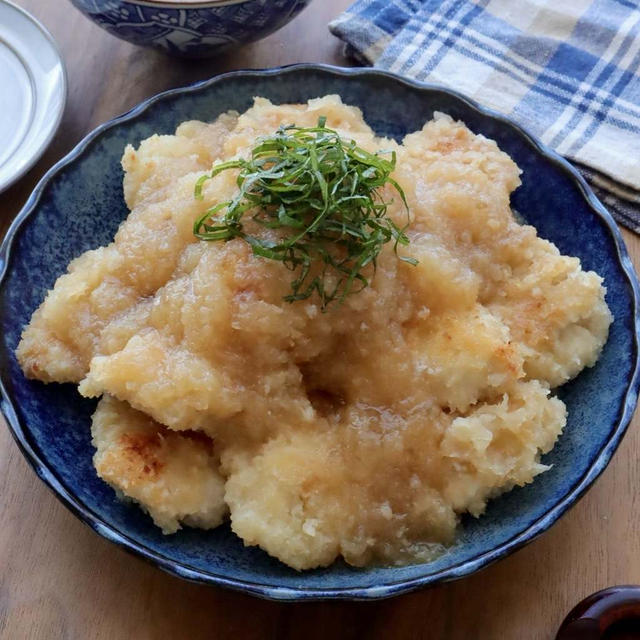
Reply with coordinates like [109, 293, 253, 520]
[84, 0, 278, 9]
[1, 64, 639, 602]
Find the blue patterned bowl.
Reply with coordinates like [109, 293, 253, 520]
[68, 0, 313, 57]
[1, 65, 639, 600]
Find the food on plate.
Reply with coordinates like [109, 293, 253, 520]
[92, 394, 227, 534]
[16, 96, 612, 570]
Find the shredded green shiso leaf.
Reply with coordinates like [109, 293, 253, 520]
[193, 116, 417, 310]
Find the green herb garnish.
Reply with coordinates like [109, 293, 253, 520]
[193, 117, 417, 310]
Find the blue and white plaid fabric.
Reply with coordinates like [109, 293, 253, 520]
[329, 0, 640, 232]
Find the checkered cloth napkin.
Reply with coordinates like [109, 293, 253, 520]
[329, 0, 640, 232]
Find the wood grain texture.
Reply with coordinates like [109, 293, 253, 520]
[1, 2, 639, 638]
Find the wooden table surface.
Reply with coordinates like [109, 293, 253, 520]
[1, 2, 639, 638]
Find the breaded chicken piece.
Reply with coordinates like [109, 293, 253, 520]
[396, 115, 612, 389]
[16, 114, 238, 383]
[438, 379, 566, 515]
[224, 380, 565, 570]
[403, 224, 612, 391]
[92, 395, 227, 533]
[78, 240, 317, 437]
[484, 228, 612, 387]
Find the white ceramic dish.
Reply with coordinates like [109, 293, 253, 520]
[0, 1, 66, 193]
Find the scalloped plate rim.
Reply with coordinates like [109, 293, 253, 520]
[1, 63, 639, 601]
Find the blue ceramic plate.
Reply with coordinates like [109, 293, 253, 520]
[1, 65, 639, 601]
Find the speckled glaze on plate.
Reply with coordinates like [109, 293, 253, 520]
[1, 65, 638, 601]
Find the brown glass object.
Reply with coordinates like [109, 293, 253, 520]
[556, 586, 640, 639]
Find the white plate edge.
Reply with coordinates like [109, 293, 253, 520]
[0, 0, 67, 194]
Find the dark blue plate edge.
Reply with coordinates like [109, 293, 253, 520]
[0, 63, 638, 602]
